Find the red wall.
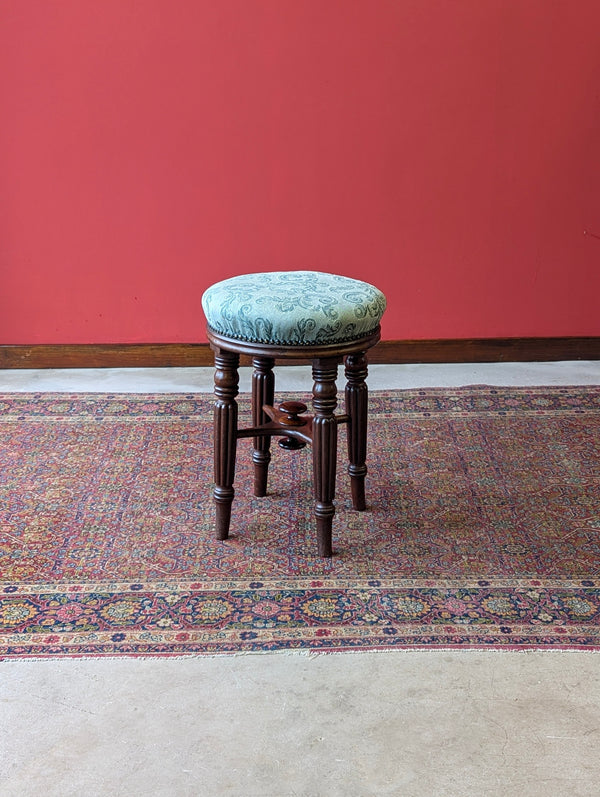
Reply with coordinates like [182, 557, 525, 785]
[2, 0, 600, 344]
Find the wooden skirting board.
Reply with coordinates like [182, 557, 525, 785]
[0, 338, 599, 369]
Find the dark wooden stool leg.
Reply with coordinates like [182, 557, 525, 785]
[252, 356, 275, 497]
[345, 352, 369, 511]
[312, 357, 340, 557]
[213, 348, 239, 539]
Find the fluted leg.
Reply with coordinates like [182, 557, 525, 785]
[252, 356, 275, 497]
[345, 352, 369, 511]
[213, 349, 239, 539]
[312, 357, 340, 557]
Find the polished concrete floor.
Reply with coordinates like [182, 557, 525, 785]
[1, 361, 599, 797]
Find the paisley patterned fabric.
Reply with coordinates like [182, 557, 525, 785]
[201, 271, 386, 346]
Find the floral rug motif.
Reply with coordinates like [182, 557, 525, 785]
[1, 387, 599, 658]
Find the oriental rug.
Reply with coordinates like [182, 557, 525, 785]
[0, 387, 599, 658]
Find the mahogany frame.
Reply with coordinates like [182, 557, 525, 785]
[207, 327, 381, 557]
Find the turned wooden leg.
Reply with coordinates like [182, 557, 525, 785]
[312, 357, 340, 557]
[345, 352, 369, 511]
[251, 356, 275, 497]
[213, 349, 239, 540]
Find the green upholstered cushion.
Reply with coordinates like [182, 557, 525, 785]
[202, 271, 386, 346]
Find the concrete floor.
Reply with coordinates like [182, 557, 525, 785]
[1, 361, 599, 797]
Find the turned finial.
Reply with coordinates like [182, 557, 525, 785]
[278, 401, 308, 427]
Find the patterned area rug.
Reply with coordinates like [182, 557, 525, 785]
[1, 387, 599, 658]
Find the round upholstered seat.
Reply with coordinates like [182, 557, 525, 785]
[201, 271, 386, 347]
